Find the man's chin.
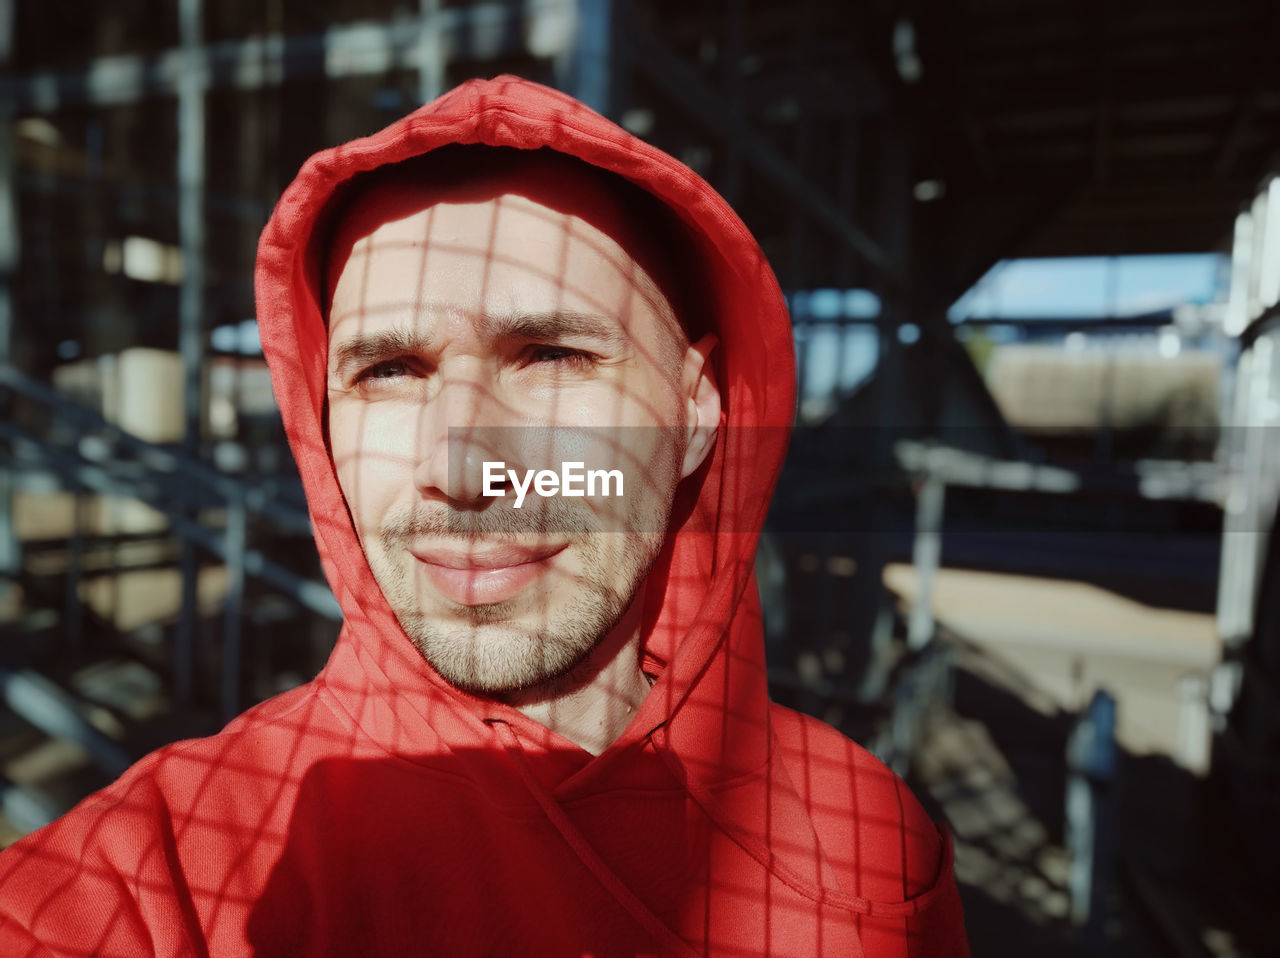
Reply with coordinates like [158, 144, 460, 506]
[423, 639, 594, 699]
[436, 594, 526, 625]
[396, 615, 595, 695]
[371, 541, 651, 698]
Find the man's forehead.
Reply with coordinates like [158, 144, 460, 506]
[330, 153, 655, 293]
[336, 191, 630, 277]
[322, 146, 697, 344]
[325, 196, 662, 348]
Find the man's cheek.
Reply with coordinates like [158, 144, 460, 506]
[334, 416, 413, 481]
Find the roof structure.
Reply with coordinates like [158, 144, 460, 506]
[634, 0, 1280, 315]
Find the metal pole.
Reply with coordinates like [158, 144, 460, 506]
[561, 0, 611, 115]
[63, 487, 87, 657]
[417, 0, 444, 105]
[0, 667, 132, 775]
[178, 0, 206, 453]
[719, 0, 746, 206]
[908, 471, 945, 650]
[221, 495, 246, 722]
[0, 0, 13, 369]
[786, 0, 815, 292]
[176, 0, 206, 706]
[1066, 689, 1118, 952]
[0, 0, 19, 588]
[836, 115, 860, 288]
[881, 120, 913, 456]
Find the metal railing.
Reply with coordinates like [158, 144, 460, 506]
[0, 363, 340, 736]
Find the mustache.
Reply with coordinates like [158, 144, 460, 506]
[381, 501, 596, 542]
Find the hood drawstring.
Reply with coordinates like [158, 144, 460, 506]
[490, 720, 698, 958]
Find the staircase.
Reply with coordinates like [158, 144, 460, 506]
[0, 363, 340, 837]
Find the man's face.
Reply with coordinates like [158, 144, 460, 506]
[326, 176, 716, 695]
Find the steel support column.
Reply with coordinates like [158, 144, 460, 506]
[0, 0, 12, 368]
[559, 0, 612, 116]
[0, 0, 17, 587]
[908, 472, 944, 650]
[785, 0, 816, 291]
[175, 0, 207, 705]
[719, 0, 747, 207]
[220, 495, 246, 722]
[869, 121, 912, 468]
[835, 111, 861, 288]
[417, 0, 445, 106]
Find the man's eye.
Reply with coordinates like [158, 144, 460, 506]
[355, 359, 413, 384]
[525, 345, 594, 369]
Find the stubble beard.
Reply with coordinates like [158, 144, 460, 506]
[368, 501, 669, 697]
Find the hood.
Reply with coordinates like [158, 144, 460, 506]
[254, 76, 795, 789]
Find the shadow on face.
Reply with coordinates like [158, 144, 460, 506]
[321, 148, 721, 698]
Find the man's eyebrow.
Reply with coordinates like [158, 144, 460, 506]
[483, 310, 629, 349]
[329, 309, 629, 377]
[330, 328, 435, 378]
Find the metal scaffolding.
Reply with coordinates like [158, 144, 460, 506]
[0, 0, 917, 821]
[3, 5, 1280, 950]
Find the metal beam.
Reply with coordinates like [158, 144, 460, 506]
[0, 4, 529, 113]
[718, 0, 747, 207]
[907, 474, 944, 651]
[557, 0, 612, 116]
[416, 0, 445, 106]
[0, 419, 342, 621]
[1001, 132, 1220, 164]
[983, 94, 1252, 133]
[1090, 1, 1114, 184]
[0, 0, 12, 368]
[924, 188, 1075, 315]
[1212, 94, 1264, 180]
[835, 110, 861, 285]
[220, 496, 247, 722]
[175, 0, 207, 706]
[928, 0, 992, 183]
[962, 120, 994, 182]
[0, 780, 64, 834]
[615, 1, 899, 286]
[784, 0, 817, 291]
[0, 363, 313, 534]
[0, 0, 17, 586]
[178, 0, 206, 451]
[1210, 5, 1280, 179]
[0, 667, 132, 777]
[959, 2, 1247, 57]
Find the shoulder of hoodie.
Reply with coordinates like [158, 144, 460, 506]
[0, 682, 350, 950]
[0, 679, 344, 888]
[768, 702, 949, 904]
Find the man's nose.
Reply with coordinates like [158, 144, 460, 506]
[412, 371, 513, 507]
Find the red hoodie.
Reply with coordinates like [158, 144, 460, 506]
[0, 77, 969, 957]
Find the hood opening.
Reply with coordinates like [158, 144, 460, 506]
[255, 75, 795, 774]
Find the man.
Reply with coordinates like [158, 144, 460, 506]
[0, 76, 968, 956]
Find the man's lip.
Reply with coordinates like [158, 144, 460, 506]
[407, 542, 567, 570]
[407, 542, 568, 607]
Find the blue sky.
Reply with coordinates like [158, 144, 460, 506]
[793, 253, 1231, 403]
[948, 253, 1230, 321]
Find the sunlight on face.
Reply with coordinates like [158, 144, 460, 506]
[326, 178, 703, 695]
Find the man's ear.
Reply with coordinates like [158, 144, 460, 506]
[680, 334, 721, 479]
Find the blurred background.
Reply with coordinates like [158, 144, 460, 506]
[1, 1, 1278, 954]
